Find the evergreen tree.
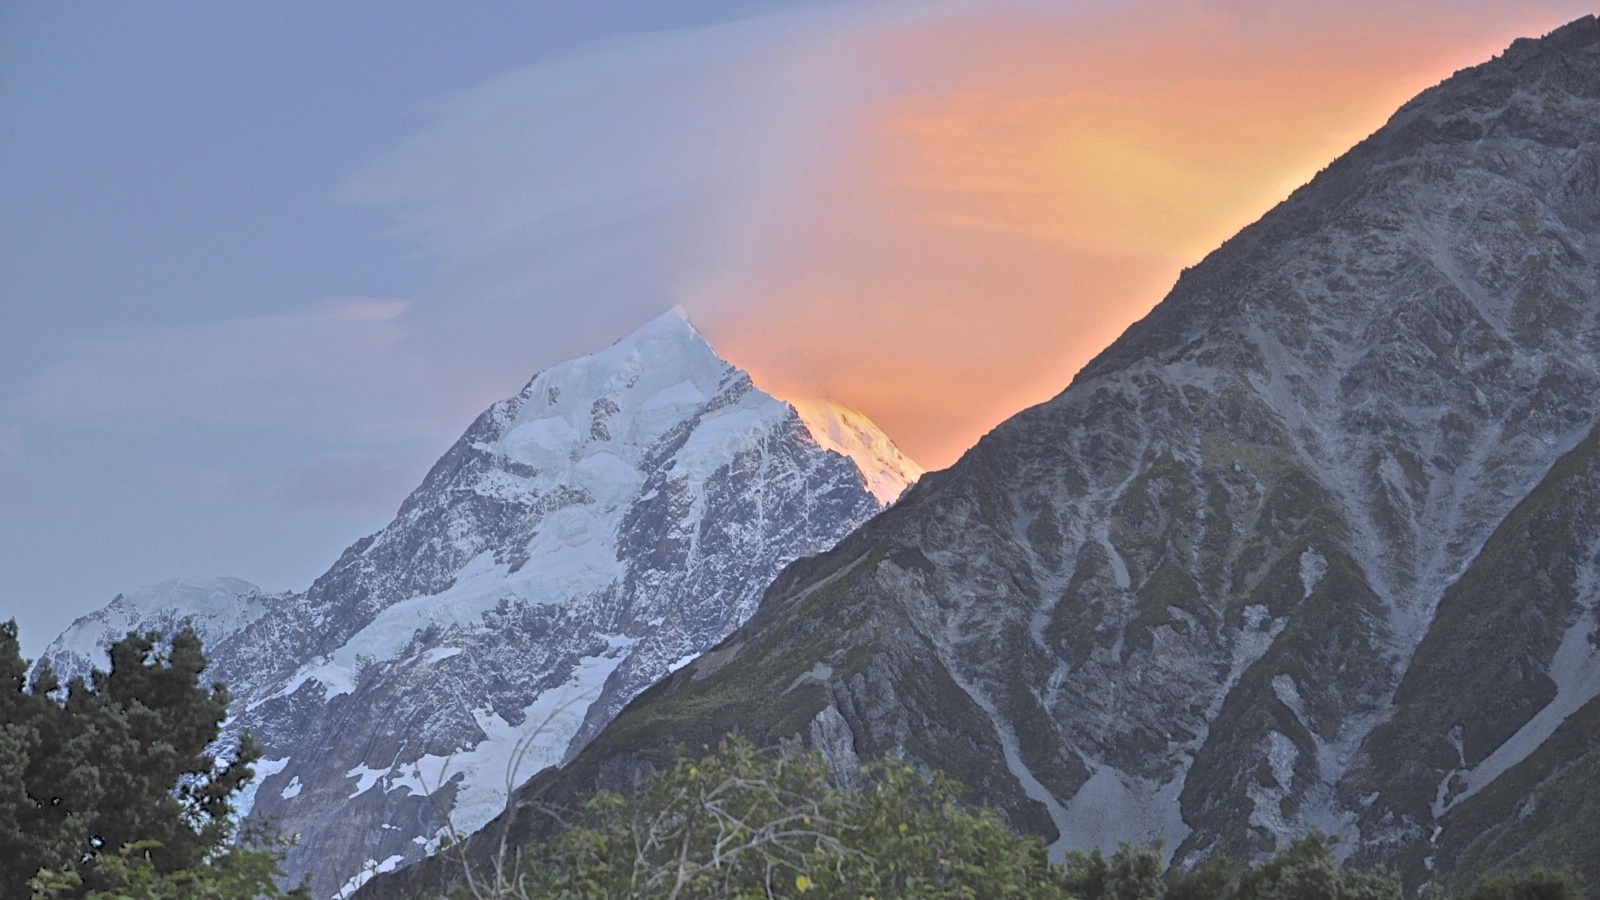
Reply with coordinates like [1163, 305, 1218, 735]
[0, 619, 295, 896]
[1063, 843, 1168, 900]
[1232, 834, 1400, 900]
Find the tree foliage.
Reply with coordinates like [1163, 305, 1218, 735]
[4, 617, 1581, 900]
[472, 736, 1073, 899]
[458, 737, 1581, 900]
[1062, 842, 1171, 900]
[27, 829, 301, 900]
[0, 619, 301, 897]
[1454, 868, 1584, 900]
[1062, 834, 1580, 900]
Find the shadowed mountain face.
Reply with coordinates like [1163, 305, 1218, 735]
[42, 310, 919, 897]
[368, 17, 1600, 897]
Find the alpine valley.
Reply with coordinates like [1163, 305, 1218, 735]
[40, 309, 921, 896]
[364, 16, 1600, 898]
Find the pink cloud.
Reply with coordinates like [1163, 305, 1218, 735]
[337, 0, 1593, 471]
[697, 0, 1593, 468]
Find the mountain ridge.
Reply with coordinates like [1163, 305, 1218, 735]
[368, 16, 1600, 896]
[41, 308, 921, 896]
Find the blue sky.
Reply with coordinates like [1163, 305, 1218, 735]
[3, 1, 1589, 658]
[0, 0, 857, 655]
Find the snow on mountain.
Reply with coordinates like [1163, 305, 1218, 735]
[789, 398, 923, 504]
[370, 17, 1600, 899]
[40, 307, 918, 897]
[39, 577, 277, 685]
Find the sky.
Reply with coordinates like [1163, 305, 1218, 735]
[1, 0, 1591, 657]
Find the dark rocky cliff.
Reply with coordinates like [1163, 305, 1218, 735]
[369, 16, 1600, 897]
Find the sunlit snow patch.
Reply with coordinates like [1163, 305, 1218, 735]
[787, 397, 923, 504]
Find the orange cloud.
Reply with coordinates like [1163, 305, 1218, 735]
[700, 1, 1592, 470]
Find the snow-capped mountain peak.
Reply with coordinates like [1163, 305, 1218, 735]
[380, 18, 1600, 899]
[38, 307, 922, 896]
[496, 306, 781, 494]
[788, 397, 924, 504]
[39, 576, 276, 684]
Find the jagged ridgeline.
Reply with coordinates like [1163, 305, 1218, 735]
[366, 16, 1600, 897]
[40, 310, 920, 897]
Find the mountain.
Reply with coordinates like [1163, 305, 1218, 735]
[40, 577, 280, 685]
[372, 17, 1600, 896]
[41, 308, 920, 897]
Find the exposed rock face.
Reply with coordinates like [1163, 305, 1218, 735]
[374, 17, 1600, 897]
[42, 309, 919, 897]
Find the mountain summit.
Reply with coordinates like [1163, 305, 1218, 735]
[43, 307, 919, 896]
[384, 16, 1600, 896]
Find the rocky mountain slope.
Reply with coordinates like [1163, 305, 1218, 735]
[375, 17, 1600, 896]
[42, 309, 919, 897]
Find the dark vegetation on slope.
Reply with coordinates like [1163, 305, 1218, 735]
[432, 738, 1578, 900]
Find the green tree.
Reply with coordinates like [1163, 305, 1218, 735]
[1456, 868, 1583, 900]
[28, 828, 302, 900]
[1164, 855, 1235, 900]
[1233, 834, 1400, 900]
[479, 736, 1074, 899]
[1063, 843, 1167, 900]
[0, 619, 300, 897]
[1061, 836, 1403, 900]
